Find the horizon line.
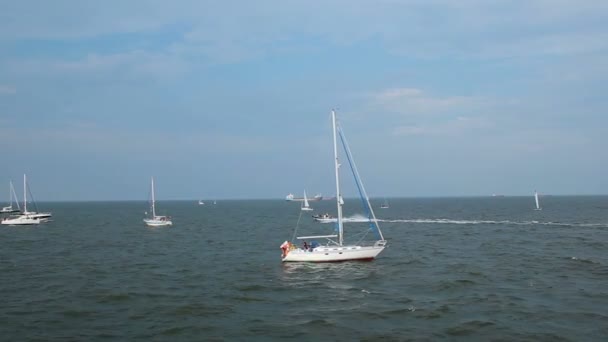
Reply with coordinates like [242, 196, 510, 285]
[22, 193, 608, 203]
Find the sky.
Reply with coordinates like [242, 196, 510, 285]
[1, 0, 607, 201]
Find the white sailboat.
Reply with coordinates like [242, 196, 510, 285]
[21, 174, 52, 220]
[380, 197, 389, 209]
[143, 177, 172, 227]
[1, 181, 20, 213]
[534, 190, 542, 211]
[198, 200, 205, 205]
[280, 110, 387, 262]
[2, 174, 50, 225]
[301, 190, 314, 211]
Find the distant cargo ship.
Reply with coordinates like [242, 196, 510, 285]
[285, 193, 323, 202]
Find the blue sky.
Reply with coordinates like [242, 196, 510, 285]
[1, 0, 607, 201]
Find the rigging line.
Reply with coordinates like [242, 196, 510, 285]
[26, 181, 39, 212]
[337, 125, 383, 240]
[352, 229, 372, 245]
[10, 182, 21, 210]
[337, 123, 385, 241]
[290, 209, 304, 243]
[337, 126, 370, 218]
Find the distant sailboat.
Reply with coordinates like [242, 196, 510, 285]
[143, 177, 172, 227]
[213, 200, 217, 205]
[380, 197, 389, 209]
[198, 200, 205, 205]
[21, 174, 51, 220]
[301, 190, 314, 211]
[534, 190, 542, 211]
[2, 174, 50, 225]
[1, 180, 20, 213]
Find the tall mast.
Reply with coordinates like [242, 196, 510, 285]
[332, 110, 344, 246]
[23, 174, 27, 213]
[151, 177, 156, 217]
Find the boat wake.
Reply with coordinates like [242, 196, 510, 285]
[343, 214, 370, 223]
[314, 214, 371, 223]
[317, 213, 608, 228]
[378, 218, 608, 228]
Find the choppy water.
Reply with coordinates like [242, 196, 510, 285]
[1, 196, 607, 341]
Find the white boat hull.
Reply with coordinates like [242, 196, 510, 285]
[23, 211, 52, 220]
[1, 216, 42, 225]
[143, 218, 172, 227]
[282, 244, 385, 262]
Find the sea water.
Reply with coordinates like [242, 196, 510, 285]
[1, 196, 607, 340]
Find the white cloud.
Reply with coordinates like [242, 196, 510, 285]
[1, 1, 606, 62]
[0, 85, 16, 94]
[7, 50, 189, 80]
[372, 87, 488, 115]
[0, 120, 278, 158]
[376, 88, 423, 100]
[392, 116, 491, 136]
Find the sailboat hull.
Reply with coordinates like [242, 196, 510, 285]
[1, 216, 42, 225]
[282, 244, 385, 263]
[143, 217, 173, 227]
[23, 211, 52, 220]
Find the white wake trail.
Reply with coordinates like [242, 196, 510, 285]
[377, 218, 608, 228]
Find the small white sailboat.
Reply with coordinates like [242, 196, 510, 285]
[380, 197, 389, 209]
[280, 110, 387, 262]
[198, 200, 205, 205]
[143, 177, 172, 227]
[2, 174, 50, 225]
[21, 174, 52, 220]
[301, 190, 314, 211]
[1, 180, 21, 213]
[213, 200, 217, 205]
[534, 190, 542, 211]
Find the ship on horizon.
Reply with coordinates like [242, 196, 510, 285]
[285, 193, 323, 202]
